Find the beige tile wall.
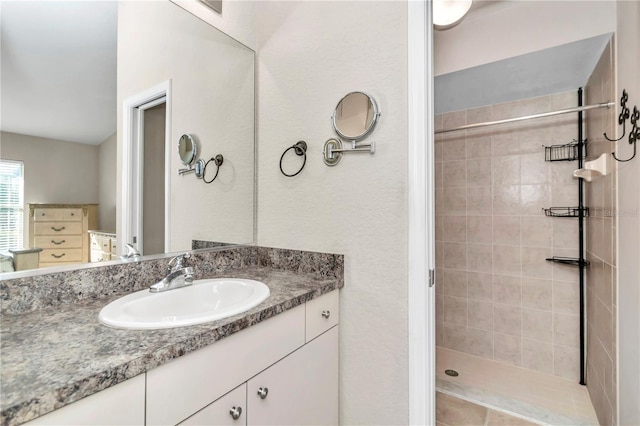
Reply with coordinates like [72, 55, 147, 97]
[584, 40, 618, 426]
[435, 90, 583, 381]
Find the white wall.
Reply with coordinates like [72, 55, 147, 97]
[434, 1, 616, 76]
[171, 0, 255, 50]
[255, 2, 408, 424]
[98, 132, 117, 231]
[615, 2, 640, 424]
[117, 1, 255, 252]
[0, 131, 99, 247]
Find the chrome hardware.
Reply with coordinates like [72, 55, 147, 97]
[323, 138, 375, 166]
[120, 243, 141, 261]
[51, 226, 65, 232]
[229, 406, 242, 420]
[322, 310, 331, 319]
[149, 253, 194, 293]
[51, 240, 65, 245]
[257, 387, 269, 399]
[429, 269, 435, 288]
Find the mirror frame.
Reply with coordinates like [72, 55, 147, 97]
[331, 91, 380, 142]
[178, 134, 197, 166]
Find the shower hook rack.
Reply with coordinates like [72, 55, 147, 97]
[604, 89, 630, 142]
[612, 105, 639, 163]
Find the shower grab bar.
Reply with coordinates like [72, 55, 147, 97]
[436, 102, 614, 134]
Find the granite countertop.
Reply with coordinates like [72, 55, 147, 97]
[0, 267, 342, 426]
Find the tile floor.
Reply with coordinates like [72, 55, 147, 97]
[436, 347, 599, 425]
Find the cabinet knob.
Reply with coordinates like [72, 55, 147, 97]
[322, 310, 331, 319]
[229, 406, 242, 420]
[257, 387, 269, 399]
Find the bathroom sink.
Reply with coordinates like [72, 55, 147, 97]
[99, 278, 270, 330]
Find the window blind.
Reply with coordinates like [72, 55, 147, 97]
[0, 159, 24, 251]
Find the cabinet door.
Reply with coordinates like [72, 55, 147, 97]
[24, 374, 145, 426]
[179, 384, 247, 426]
[247, 326, 339, 426]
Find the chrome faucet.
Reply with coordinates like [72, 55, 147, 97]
[149, 253, 194, 293]
[120, 243, 142, 261]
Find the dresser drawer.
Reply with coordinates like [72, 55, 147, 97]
[34, 235, 83, 249]
[305, 290, 339, 342]
[41, 248, 83, 263]
[33, 208, 83, 222]
[91, 249, 112, 262]
[34, 222, 82, 235]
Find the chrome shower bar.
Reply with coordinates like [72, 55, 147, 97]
[436, 101, 615, 134]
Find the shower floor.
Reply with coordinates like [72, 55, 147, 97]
[436, 347, 599, 425]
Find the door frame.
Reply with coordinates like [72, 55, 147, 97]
[408, 1, 435, 424]
[121, 80, 172, 254]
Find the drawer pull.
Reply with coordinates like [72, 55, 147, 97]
[257, 387, 269, 399]
[51, 226, 66, 232]
[322, 310, 331, 319]
[51, 253, 66, 259]
[51, 240, 66, 245]
[229, 406, 242, 420]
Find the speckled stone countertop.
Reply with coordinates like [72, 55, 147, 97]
[0, 247, 343, 426]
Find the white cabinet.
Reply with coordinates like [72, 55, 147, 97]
[247, 326, 339, 425]
[25, 290, 339, 426]
[24, 374, 145, 426]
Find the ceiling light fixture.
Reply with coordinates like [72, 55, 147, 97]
[433, 0, 473, 30]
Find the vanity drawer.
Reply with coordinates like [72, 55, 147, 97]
[33, 222, 82, 236]
[33, 208, 83, 222]
[305, 290, 339, 342]
[91, 249, 111, 262]
[41, 248, 83, 263]
[34, 235, 83, 249]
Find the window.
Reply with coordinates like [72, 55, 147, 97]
[0, 160, 24, 251]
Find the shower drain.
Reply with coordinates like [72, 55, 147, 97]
[444, 369, 459, 377]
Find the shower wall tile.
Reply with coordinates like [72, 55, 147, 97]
[521, 277, 552, 311]
[522, 309, 552, 343]
[494, 333, 522, 366]
[467, 216, 492, 243]
[584, 39, 617, 426]
[466, 158, 491, 186]
[522, 339, 553, 374]
[492, 216, 520, 245]
[435, 90, 581, 381]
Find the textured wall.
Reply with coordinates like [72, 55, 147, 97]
[254, 2, 408, 424]
[434, 90, 583, 381]
[98, 133, 116, 231]
[584, 39, 617, 426]
[614, 2, 640, 423]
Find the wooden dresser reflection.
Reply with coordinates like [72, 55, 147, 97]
[28, 203, 98, 268]
[88, 230, 117, 262]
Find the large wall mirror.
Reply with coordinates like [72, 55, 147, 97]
[0, 0, 255, 275]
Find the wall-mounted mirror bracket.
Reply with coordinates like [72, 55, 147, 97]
[323, 138, 375, 166]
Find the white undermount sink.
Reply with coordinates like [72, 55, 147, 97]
[99, 278, 270, 330]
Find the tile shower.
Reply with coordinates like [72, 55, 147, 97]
[434, 61, 616, 423]
[435, 89, 583, 379]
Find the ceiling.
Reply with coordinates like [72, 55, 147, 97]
[1, 1, 117, 145]
[435, 33, 612, 114]
[434, 0, 612, 115]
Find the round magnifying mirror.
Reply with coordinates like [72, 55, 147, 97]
[178, 134, 197, 166]
[332, 92, 380, 141]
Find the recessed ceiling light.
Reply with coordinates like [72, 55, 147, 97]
[433, 0, 473, 30]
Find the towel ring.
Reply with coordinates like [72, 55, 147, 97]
[279, 141, 307, 177]
[203, 154, 224, 183]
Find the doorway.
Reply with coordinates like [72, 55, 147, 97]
[121, 80, 172, 256]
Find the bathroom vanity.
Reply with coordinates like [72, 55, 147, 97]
[0, 246, 343, 426]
